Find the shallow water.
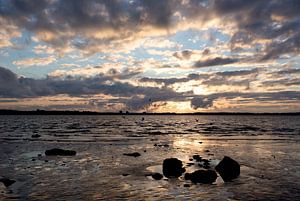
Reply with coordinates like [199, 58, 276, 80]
[0, 115, 299, 200]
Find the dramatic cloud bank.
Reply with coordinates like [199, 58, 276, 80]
[0, 0, 299, 112]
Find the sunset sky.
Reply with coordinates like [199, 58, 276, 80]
[0, 0, 299, 112]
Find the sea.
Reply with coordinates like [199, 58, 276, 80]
[0, 115, 299, 200]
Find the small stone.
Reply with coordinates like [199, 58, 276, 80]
[184, 173, 191, 180]
[45, 148, 76, 156]
[192, 155, 202, 161]
[123, 152, 141, 157]
[215, 156, 240, 181]
[122, 173, 130, 176]
[0, 178, 15, 187]
[31, 134, 41, 138]
[186, 170, 217, 184]
[162, 158, 185, 178]
[152, 173, 163, 180]
[184, 184, 190, 187]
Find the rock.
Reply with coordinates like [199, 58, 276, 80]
[123, 152, 141, 157]
[152, 173, 163, 180]
[45, 148, 76, 156]
[31, 134, 41, 138]
[162, 158, 185, 178]
[184, 184, 190, 187]
[184, 173, 191, 180]
[122, 173, 130, 176]
[192, 154, 202, 161]
[0, 178, 15, 187]
[215, 156, 240, 181]
[185, 170, 217, 184]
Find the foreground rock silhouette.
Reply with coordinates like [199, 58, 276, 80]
[163, 158, 185, 178]
[151, 173, 163, 180]
[0, 177, 15, 187]
[45, 148, 76, 156]
[185, 170, 217, 184]
[123, 152, 141, 157]
[215, 156, 240, 181]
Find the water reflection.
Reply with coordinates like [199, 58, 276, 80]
[0, 115, 299, 200]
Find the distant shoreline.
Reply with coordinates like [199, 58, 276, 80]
[0, 110, 299, 115]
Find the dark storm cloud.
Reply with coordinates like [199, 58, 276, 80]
[275, 68, 300, 75]
[262, 79, 300, 88]
[194, 57, 239, 68]
[0, 0, 187, 44]
[1, 67, 299, 110]
[191, 91, 300, 109]
[214, 0, 300, 59]
[173, 50, 194, 60]
[191, 97, 214, 109]
[140, 68, 259, 87]
[1, 0, 300, 59]
[215, 68, 258, 77]
[0, 67, 186, 110]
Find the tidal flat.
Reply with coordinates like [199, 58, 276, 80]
[0, 115, 299, 200]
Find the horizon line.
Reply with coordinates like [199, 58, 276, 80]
[0, 109, 299, 115]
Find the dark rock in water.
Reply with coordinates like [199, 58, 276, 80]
[31, 134, 41, 138]
[184, 184, 190, 187]
[186, 162, 194, 167]
[163, 158, 185, 178]
[186, 170, 217, 184]
[192, 154, 202, 161]
[122, 173, 130, 176]
[215, 156, 240, 181]
[0, 178, 16, 187]
[184, 173, 191, 180]
[152, 173, 163, 180]
[123, 152, 141, 157]
[45, 148, 76, 156]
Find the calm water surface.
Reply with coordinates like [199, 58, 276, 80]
[0, 115, 299, 200]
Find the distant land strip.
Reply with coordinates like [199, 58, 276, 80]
[0, 110, 299, 115]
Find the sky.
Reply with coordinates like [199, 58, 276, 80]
[0, 0, 299, 113]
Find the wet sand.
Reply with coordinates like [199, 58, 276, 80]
[0, 115, 299, 200]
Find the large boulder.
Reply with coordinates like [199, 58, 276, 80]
[162, 158, 185, 178]
[45, 148, 76, 156]
[185, 170, 217, 184]
[215, 156, 240, 181]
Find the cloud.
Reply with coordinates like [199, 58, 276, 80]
[13, 56, 56, 67]
[0, 0, 299, 60]
[191, 97, 214, 109]
[1, 66, 299, 111]
[194, 57, 239, 68]
[173, 50, 194, 60]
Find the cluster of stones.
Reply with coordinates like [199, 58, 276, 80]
[160, 156, 240, 184]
